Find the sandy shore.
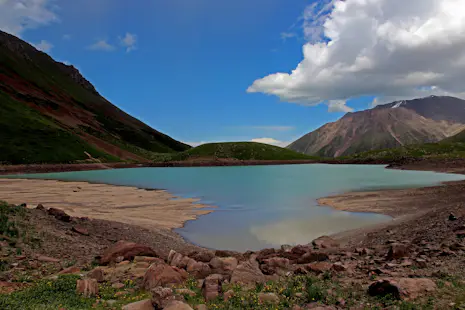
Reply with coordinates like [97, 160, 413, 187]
[0, 179, 213, 230]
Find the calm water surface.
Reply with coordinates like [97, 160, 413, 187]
[9, 164, 465, 251]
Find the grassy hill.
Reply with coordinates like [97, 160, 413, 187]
[156, 142, 318, 162]
[0, 30, 189, 164]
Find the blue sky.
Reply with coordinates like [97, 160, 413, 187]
[2, 0, 464, 146]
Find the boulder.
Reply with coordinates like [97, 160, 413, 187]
[260, 257, 290, 275]
[331, 262, 348, 272]
[368, 278, 436, 300]
[215, 250, 242, 259]
[72, 225, 89, 236]
[168, 251, 191, 269]
[223, 289, 235, 301]
[76, 279, 98, 297]
[37, 255, 60, 263]
[307, 262, 333, 274]
[231, 256, 265, 284]
[47, 208, 71, 222]
[189, 251, 215, 263]
[186, 259, 212, 279]
[256, 248, 277, 262]
[195, 305, 208, 310]
[209, 257, 238, 277]
[151, 286, 175, 309]
[312, 236, 340, 249]
[387, 244, 409, 260]
[176, 288, 196, 297]
[58, 266, 81, 275]
[297, 251, 329, 264]
[143, 263, 188, 290]
[164, 301, 193, 310]
[202, 274, 223, 301]
[88, 268, 105, 282]
[100, 241, 158, 265]
[122, 299, 154, 310]
[258, 292, 280, 304]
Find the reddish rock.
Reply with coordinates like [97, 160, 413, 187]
[258, 292, 280, 304]
[143, 263, 188, 290]
[231, 256, 265, 284]
[202, 274, 223, 301]
[88, 268, 105, 282]
[176, 288, 196, 297]
[47, 208, 71, 222]
[36, 204, 45, 211]
[215, 250, 242, 259]
[58, 266, 81, 275]
[187, 259, 212, 279]
[122, 299, 153, 310]
[189, 251, 215, 263]
[256, 248, 277, 262]
[368, 278, 436, 300]
[332, 262, 348, 272]
[99, 241, 158, 265]
[312, 236, 340, 249]
[260, 257, 290, 275]
[387, 243, 409, 260]
[223, 289, 235, 301]
[209, 256, 238, 277]
[290, 245, 312, 255]
[297, 251, 329, 264]
[72, 225, 89, 236]
[37, 255, 60, 263]
[151, 286, 175, 308]
[164, 301, 193, 310]
[76, 279, 99, 297]
[307, 262, 333, 274]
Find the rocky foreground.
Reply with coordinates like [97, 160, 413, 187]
[1, 202, 465, 309]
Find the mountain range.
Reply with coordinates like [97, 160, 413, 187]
[288, 96, 465, 157]
[0, 30, 190, 164]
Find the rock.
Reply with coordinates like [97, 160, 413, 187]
[387, 243, 409, 260]
[164, 301, 193, 310]
[176, 288, 196, 297]
[368, 278, 437, 300]
[224, 289, 235, 301]
[122, 299, 154, 310]
[151, 286, 175, 308]
[312, 236, 340, 249]
[186, 259, 212, 279]
[355, 248, 373, 256]
[258, 292, 280, 304]
[202, 274, 223, 301]
[135, 262, 151, 269]
[332, 262, 348, 272]
[76, 279, 98, 297]
[260, 257, 290, 275]
[168, 251, 190, 268]
[116, 256, 125, 263]
[449, 213, 458, 221]
[88, 268, 105, 282]
[143, 263, 188, 290]
[118, 261, 131, 266]
[297, 251, 329, 264]
[415, 259, 427, 268]
[112, 282, 125, 289]
[209, 257, 238, 277]
[72, 226, 89, 236]
[256, 248, 277, 262]
[36, 204, 45, 211]
[58, 266, 81, 275]
[195, 305, 208, 310]
[47, 208, 71, 222]
[307, 262, 333, 274]
[37, 255, 60, 263]
[231, 256, 265, 284]
[291, 245, 312, 255]
[100, 241, 158, 265]
[189, 251, 215, 263]
[135, 256, 164, 263]
[215, 250, 241, 259]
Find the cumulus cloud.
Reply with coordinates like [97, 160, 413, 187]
[88, 40, 115, 51]
[250, 138, 289, 148]
[248, 0, 465, 110]
[119, 32, 137, 52]
[33, 39, 53, 52]
[0, 0, 57, 36]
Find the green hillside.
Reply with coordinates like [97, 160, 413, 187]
[157, 142, 318, 162]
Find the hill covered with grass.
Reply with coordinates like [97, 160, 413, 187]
[156, 142, 318, 162]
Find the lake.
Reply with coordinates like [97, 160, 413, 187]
[8, 164, 465, 251]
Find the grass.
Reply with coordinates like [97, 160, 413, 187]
[155, 142, 319, 162]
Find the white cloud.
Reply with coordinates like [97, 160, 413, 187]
[119, 32, 137, 52]
[327, 100, 353, 113]
[250, 138, 289, 148]
[248, 0, 465, 110]
[88, 40, 115, 51]
[0, 0, 57, 36]
[33, 39, 53, 52]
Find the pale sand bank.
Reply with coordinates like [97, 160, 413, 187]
[0, 179, 213, 230]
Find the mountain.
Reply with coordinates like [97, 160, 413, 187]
[288, 96, 465, 157]
[442, 127, 465, 143]
[0, 30, 190, 164]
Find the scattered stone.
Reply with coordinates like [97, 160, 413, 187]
[231, 256, 265, 284]
[297, 251, 329, 264]
[202, 274, 223, 301]
[76, 279, 98, 297]
[151, 286, 175, 308]
[176, 288, 196, 297]
[164, 301, 193, 310]
[258, 292, 280, 304]
[122, 299, 153, 310]
[112, 282, 125, 289]
[72, 225, 89, 236]
[47, 208, 71, 222]
[37, 255, 60, 263]
[368, 278, 436, 300]
[307, 262, 333, 274]
[88, 268, 105, 282]
[387, 243, 409, 260]
[224, 289, 235, 301]
[143, 263, 188, 290]
[332, 262, 348, 272]
[58, 266, 81, 275]
[99, 241, 158, 265]
[312, 236, 340, 249]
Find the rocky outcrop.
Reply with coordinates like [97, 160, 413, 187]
[99, 241, 158, 265]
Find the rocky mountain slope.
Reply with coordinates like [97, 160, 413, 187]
[288, 96, 465, 157]
[0, 30, 190, 164]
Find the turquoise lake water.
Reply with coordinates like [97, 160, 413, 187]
[8, 164, 465, 251]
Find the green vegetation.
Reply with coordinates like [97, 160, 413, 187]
[0, 275, 150, 310]
[155, 142, 319, 162]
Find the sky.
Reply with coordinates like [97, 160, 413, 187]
[1, 0, 465, 147]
